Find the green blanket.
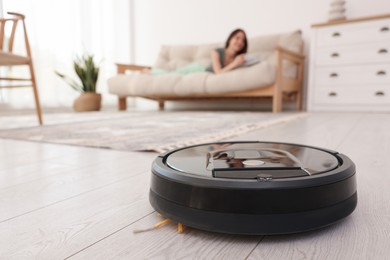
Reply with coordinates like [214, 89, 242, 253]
[151, 63, 207, 75]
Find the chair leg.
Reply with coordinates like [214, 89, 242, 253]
[28, 62, 43, 125]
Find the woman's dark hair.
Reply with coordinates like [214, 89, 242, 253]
[225, 28, 248, 55]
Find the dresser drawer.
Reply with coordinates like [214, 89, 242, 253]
[314, 64, 390, 86]
[317, 18, 390, 46]
[313, 87, 390, 105]
[316, 42, 390, 66]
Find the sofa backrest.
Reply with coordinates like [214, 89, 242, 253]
[153, 30, 303, 70]
[249, 30, 303, 53]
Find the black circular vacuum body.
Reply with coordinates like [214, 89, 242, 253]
[149, 141, 357, 235]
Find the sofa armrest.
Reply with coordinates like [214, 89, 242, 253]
[115, 63, 152, 74]
[269, 46, 305, 112]
[275, 46, 305, 64]
[274, 46, 305, 85]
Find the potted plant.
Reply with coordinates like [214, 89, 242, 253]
[55, 55, 101, 112]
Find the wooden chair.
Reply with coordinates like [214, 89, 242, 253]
[0, 12, 43, 125]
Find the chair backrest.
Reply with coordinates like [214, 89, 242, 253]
[0, 12, 30, 55]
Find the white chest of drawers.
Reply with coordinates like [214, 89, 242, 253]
[308, 14, 390, 112]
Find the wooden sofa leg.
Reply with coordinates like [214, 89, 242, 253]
[158, 100, 165, 110]
[272, 92, 282, 113]
[118, 97, 127, 110]
[296, 92, 303, 111]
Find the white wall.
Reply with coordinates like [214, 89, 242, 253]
[133, 0, 390, 65]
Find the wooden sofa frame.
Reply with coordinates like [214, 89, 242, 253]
[115, 46, 305, 113]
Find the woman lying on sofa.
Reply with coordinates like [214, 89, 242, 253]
[206, 28, 248, 74]
[149, 28, 257, 75]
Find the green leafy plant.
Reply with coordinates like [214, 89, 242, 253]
[55, 55, 99, 93]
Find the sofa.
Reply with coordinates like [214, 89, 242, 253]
[108, 30, 305, 112]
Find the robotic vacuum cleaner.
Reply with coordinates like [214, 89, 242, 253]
[149, 141, 357, 235]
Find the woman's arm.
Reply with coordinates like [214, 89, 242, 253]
[210, 50, 223, 74]
[211, 50, 246, 74]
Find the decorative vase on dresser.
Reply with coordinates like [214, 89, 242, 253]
[308, 14, 390, 112]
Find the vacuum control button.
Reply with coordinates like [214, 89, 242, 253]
[243, 160, 265, 166]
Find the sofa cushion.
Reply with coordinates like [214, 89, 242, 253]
[154, 44, 219, 70]
[108, 72, 209, 97]
[205, 61, 274, 94]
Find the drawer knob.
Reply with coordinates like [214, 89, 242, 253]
[377, 70, 387, 76]
[375, 91, 385, 96]
[378, 49, 388, 54]
[331, 52, 339, 58]
[380, 26, 389, 32]
[328, 92, 337, 97]
[330, 73, 339, 78]
[332, 32, 341, 37]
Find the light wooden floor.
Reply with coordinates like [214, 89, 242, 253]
[0, 112, 389, 259]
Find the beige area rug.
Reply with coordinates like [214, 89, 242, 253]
[0, 111, 308, 152]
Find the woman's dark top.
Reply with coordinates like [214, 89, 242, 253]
[206, 48, 225, 73]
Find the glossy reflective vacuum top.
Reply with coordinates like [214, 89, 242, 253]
[166, 142, 340, 180]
